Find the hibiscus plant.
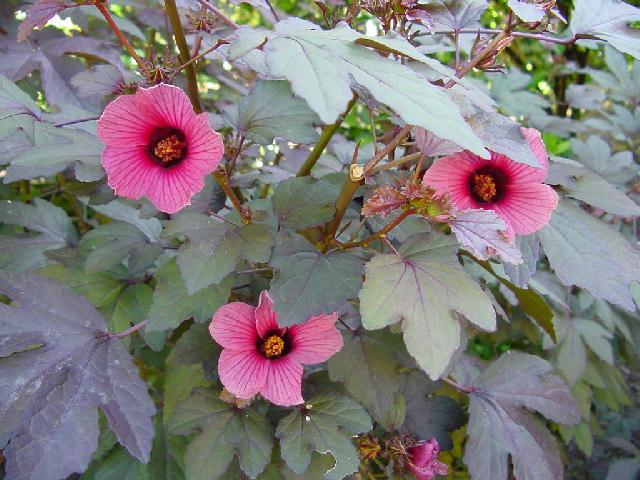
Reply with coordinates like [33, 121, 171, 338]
[1, 0, 639, 479]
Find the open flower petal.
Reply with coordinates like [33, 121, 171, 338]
[494, 183, 559, 236]
[144, 163, 206, 214]
[97, 93, 156, 146]
[288, 313, 343, 364]
[210, 302, 258, 350]
[260, 357, 304, 406]
[97, 84, 224, 214]
[102, 145, 157, 201]
[218, 349, 269, 399]
[256, 291, 279, 338]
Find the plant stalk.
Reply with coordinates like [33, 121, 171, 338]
[164, 0, 202, 113]
[297, 96, 357, 177]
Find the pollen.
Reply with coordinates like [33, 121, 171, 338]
[262, 335, 285, 358]
[472, 174, 497, 202]
[153, 135, 185, 164]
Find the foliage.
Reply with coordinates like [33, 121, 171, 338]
[1, 0, 640, 479]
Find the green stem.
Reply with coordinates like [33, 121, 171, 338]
[296, 96, 357, 177]
[164, 0, 202, 113]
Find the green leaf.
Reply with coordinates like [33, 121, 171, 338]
[463, 352, 580, 480]
[164, 323, 219, 425]
[403, 371, 465, 450]
[81, 447, 149, 480]
[270, 236, 364, 326]
[84, 199, 163, 242]
[223, 80, 320, 145]
[166, 212, 273, 294]
[327, 331, 404, 429]
[39, 262, 125, 310]
[169, 388, 274, 480]
[5, 122, 104, 182]
[275, 393, 372, 480]
[0, 198, 77, 271]
[272, 177, 339, 230]
[111, 284, 153, 345]
[570, 0, 640, 59]
[80, 222, 153, 274]
[148, 413, 188, 480]
[539, 200, 640, 311]
[282, 454, 337, 480]
[259, 22, 486, 157]
[145, 258, 231, 350]
[546, 317, 614, 385]
[359, 234, 495, 379]
[547, 158, 640, 216]
[0, 73, 41, 120]
[421, 0, 489, 30]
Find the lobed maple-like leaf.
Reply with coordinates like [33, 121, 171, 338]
[463, 351, 580, 480]
[276, 393, 372, 480]
[0, 272, 155, 480]
[359, 233, 496, 379]
[570, 0, 640, 59]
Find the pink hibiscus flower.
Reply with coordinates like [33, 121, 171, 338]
[209, 291, 343, 406]
[97, 83, 224, 213]
[407, 439, 448, 480]
[422, 128, 558, 239]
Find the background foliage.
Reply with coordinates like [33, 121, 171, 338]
[1, 0, 640, 479]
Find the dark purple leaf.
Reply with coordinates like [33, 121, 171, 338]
[464, 351, 580, 480]
[17, 0, 73, 43]
[0, 272, 155, 480]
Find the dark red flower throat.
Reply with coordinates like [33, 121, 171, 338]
[147, 127, 187, 167]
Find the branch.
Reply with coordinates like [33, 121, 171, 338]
[443, 377, 475, 394]
[95, 2, 145, 66]
[165, 0, 203, 113]
[175, 39, 228, 73]
[197, 0, 240, 29]
[109, 319, 148, 339]
[427, 28, 595, 46]
[338, 209, 415, 250]
[297, 96, 358, 176]
[212, 167, 252, 223]
[367, 152, 422, 175]
[363, 124, 412, 175]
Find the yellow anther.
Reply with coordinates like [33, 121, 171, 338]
[153, 134, 185, 163]
[472, 174, 497, 202]
[262, 335, 285, 358]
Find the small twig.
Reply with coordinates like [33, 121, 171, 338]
[454, 29, 460, 70]
[368, 152, 422, 175]
[297, 96, 358, 177]
[208, 210, 242, 227]
[197, 0, 240, 29]
[212, 167, 252, 223]
[109, 319, 148, 339]
[165, 0, 202, 113]
[54, 116, 100, 128]
[226, 134, 245, 174]
[95, 2, 145, 66]
[363, 125, 412, 175]
[338, 317, 357, 333]
[338, 209, 414, 250]
[175, 39, 228, 73]
[424, 28, 593, 45]
[411, 153, 426, 184]
[443, 377, 475, 394]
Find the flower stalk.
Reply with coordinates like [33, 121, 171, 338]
[164, 0, 202, 113]
[94, 1, 145, 66]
